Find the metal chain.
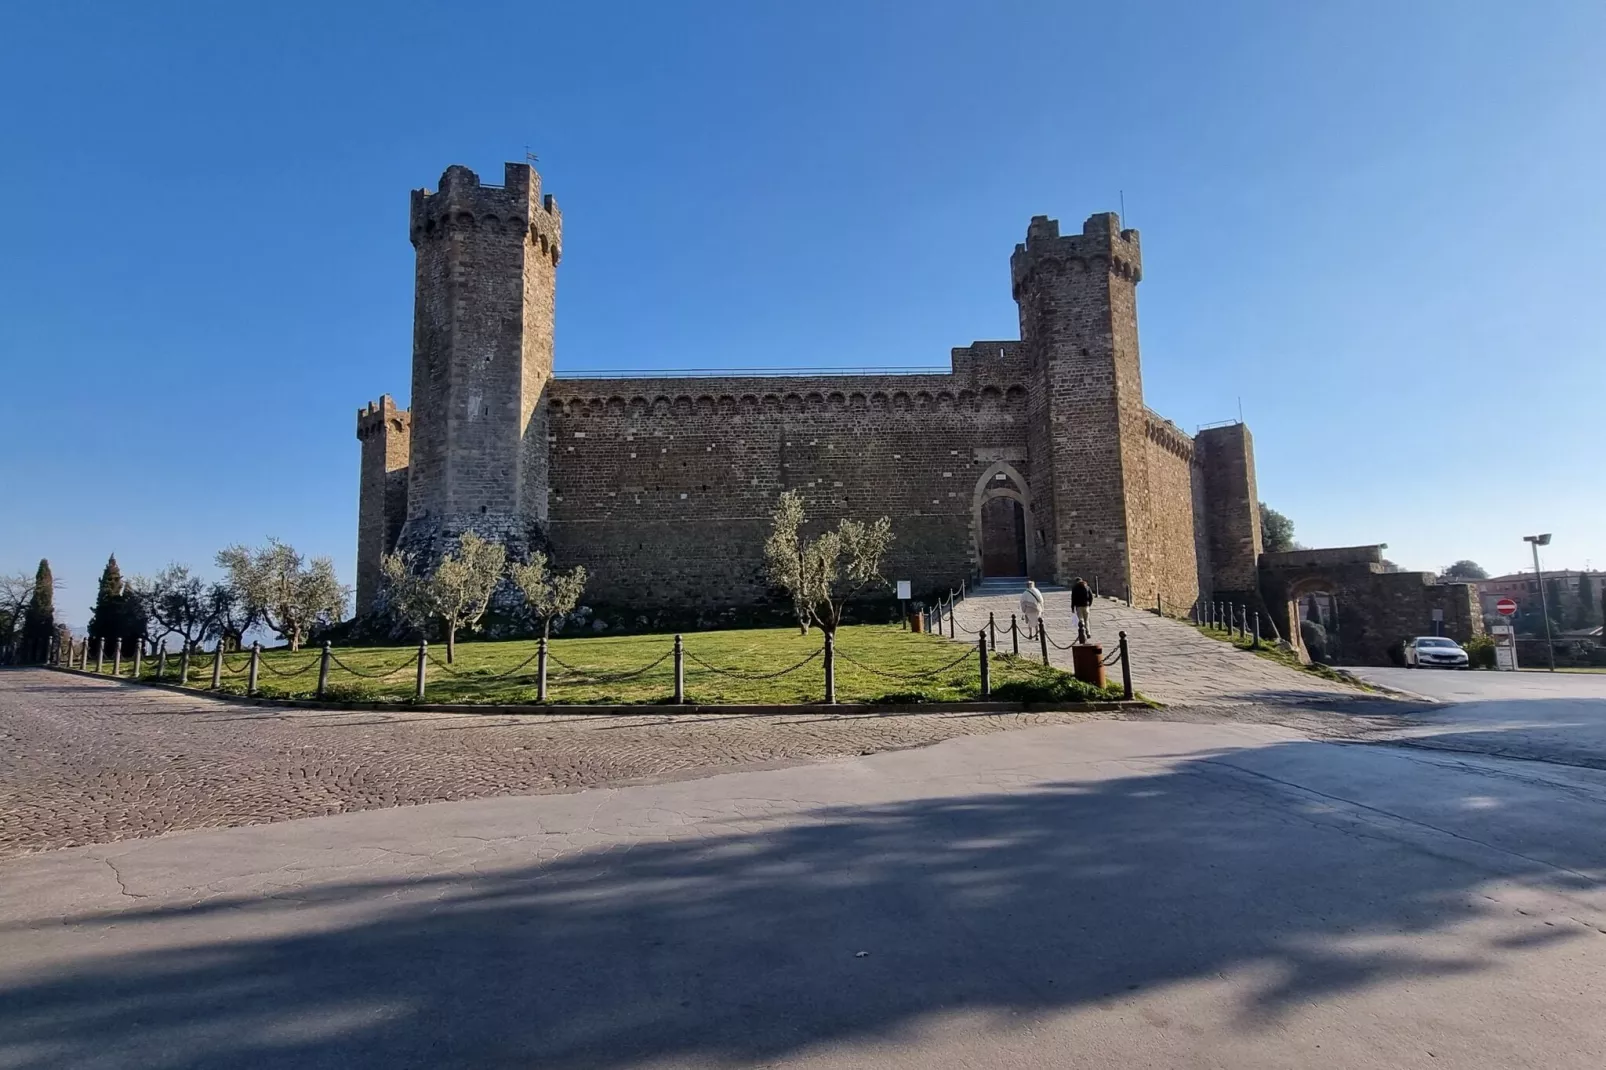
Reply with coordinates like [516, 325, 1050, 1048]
[545, 648, 674, 683]
[221, 654, 253, 674]
[682, 646, 823, 681]
[327, 650, 419, 679]
[257, 656, 323, 678]
[424, 650, 467, 676]
[833, 646, 976, 681]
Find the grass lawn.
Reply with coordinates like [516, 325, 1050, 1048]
[1188, 620, 1363, 687]
[116, 625, 1121, 706]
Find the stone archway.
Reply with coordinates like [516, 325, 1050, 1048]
[1285, 575, 1343, 664]
[972, 463, 1034, 578]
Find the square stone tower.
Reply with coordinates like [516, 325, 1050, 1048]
[397, 162, 562, 563]
[1012, 213, 1152, 596]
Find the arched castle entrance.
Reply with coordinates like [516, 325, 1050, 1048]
[972, 462, 1034, 578]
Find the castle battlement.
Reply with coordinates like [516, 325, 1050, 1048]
[1010, 212, 1142, 295]
[355, 394, 410, 441]
[409, 162, 561, 261]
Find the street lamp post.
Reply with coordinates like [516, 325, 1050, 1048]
[1524, 533, 1555, 672]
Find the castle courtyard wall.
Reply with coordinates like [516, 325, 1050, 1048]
[1143, 413, 1202, 611]
[545, 372, 1032, 606]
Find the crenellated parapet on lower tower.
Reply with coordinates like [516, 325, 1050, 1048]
[355, 395, 411, 612]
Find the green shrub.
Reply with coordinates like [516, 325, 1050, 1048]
[1463, 634, 1497, 670]
[990, 675, 1122, 704]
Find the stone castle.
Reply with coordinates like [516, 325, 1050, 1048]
[355, 161, 1264, 617]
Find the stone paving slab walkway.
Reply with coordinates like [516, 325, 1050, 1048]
[953, 586, 1366, 707]
[4, 718, 1603, 1068]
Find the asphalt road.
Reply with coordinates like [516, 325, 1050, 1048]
[4, 718, 1606, 1069]
[1345, 666, 1606, 770]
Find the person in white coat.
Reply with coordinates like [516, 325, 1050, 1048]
[1019, 580, 1044, 637]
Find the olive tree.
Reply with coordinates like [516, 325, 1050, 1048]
[132, 564, 216, 652]
[380, 532, 506, 662]
[216, 539, 347, 652]
[509, 552, 588, 639]
[763, 489, 893, 635]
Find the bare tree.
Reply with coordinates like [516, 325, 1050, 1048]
[509, 552, 588, 639]
[0, 571, 35, 662]
[380, 532, 506, 662]
[216, 539, 347, 652]
[137, 564, 217, 652]
[763, 490, 893, 635]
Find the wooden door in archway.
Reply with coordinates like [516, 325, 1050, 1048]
[980, 496, 1028, 577]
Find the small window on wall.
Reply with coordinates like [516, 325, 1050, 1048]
[1036, 529, 1046, 546]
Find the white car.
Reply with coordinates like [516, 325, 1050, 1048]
[1405, 636, 1470, 668]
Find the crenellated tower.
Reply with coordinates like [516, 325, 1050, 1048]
[355, 395, 411, 613]
[398, 161, 562, 563]
[1012, 213, 1153, 596]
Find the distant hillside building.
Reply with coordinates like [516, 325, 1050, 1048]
[355, 161, 1266, 615]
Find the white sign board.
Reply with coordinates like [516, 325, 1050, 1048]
[1491, 624, 1518, 671]
[896, 580, 911, 601]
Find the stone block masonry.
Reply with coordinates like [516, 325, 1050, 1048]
[354, 161, 1264, 616]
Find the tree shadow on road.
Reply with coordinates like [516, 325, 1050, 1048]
[3, 735, 1604, 1069]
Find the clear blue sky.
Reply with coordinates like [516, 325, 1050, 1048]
[3, 1, 1602, 627]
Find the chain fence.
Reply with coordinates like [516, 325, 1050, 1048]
[48, 584, 1135, 705]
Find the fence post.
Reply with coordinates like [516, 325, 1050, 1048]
[414, 640, 426, 700]
[211, 639, 223, 689]
[132, 642, 142, 679]
[94, 637, 104, 674]
[112, 640, 122, 677]
[1252, 611, 1261, 649]
[987, 612, 996, 652]
[823, 632, 836, 704]
[978, 635, 990, 697]
[179, 645, 190, 685]
[317, 641, 331, 699]
[1010, 613, 1019, 657]
[247, 642, 261, 696]
[947, 600, 955, 639]
[1237, 605, 1245, 640]
[1039, 621, 1050, 666]
[673, 634, 685, 704]
[157, 641, 168, 681]
[1119, 631, 1133, 700]
[1157, 591, 1162, 616]
[537, 637, 548, 701]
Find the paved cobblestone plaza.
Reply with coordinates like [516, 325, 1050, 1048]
[0, 660, 1406, 860]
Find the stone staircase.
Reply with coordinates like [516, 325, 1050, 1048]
[952, 580, 1363, 708]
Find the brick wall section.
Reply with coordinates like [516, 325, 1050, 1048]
[401, 163, 560, 559]
[543, 367, 1032, 606]
[354, 396, 411, 611]
[1012, 214, 1150, 595]
[1195, 422, 1262, 598]
[1143, 412, 1201, 610]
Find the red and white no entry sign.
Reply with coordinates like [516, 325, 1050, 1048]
[1496, 598, 1518, 616]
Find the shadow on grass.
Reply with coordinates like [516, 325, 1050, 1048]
[5, 731, 1604, 1068]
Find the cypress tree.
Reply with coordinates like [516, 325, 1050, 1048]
[21, 559, 56, 664]
[1576, 572, 1598, 629]
[88, 554, 137, 657]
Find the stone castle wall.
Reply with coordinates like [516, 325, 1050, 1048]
[355, 162, 1268, 619]
[1143, 413, 1201, 610]
[544, 368, 1032, 605]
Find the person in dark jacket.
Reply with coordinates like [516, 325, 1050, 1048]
[1071, 577, 1094, 641]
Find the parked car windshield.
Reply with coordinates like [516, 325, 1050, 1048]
[1417, 638, 1460, 648]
